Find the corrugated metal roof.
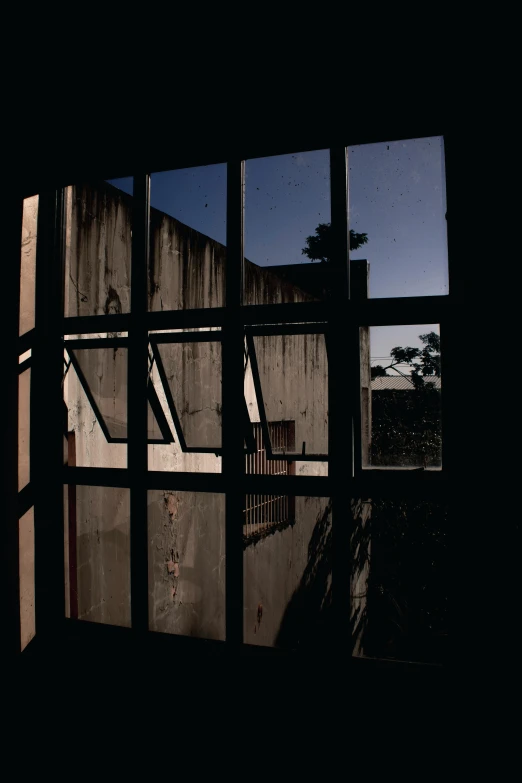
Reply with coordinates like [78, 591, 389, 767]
[371, 375, 441, 391]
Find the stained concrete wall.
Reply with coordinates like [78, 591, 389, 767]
[20, 196, 38, 335]
[19, 197, 38, 651]
[148, 491, 225, 640]
[64, 181, 370, 649]
[65, 182, 131, 318]
[75, 485, 131, 627]
[244, 497, 331, 648]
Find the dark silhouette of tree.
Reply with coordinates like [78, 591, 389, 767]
[382, 332, 440, 388]
[302, 222, 368, 263]
[371, 365, 388, 379]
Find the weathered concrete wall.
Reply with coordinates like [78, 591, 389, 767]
[156, 340, 222, 449]
[65, 181, 370, 649]
[19, 367, 30, 490]
[75, 485, 131, 627]
[244, 497, 331, 648]
[20, 196, 38, 335]
[19, 506, 35, 650]
[64, 348, 127, 469]
[65, 183, 132, 318]
[251, 333, 328, 474]
[19, 197, 37, 651]
[148, 491, 225, 640]
[149, 209, 226, 311]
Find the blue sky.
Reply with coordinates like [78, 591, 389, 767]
[107, 136, 447, 371]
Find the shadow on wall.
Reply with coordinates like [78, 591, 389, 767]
[275, 501, 334, 650]
[275, 499, 371, 654]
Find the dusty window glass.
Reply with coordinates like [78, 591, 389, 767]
[19, 366, 31, 491]
[245, 331, 328, 476]
[63, 340, 128, 468]
[20, 196, 38, 336]
[244, 149, 331, 305]
[366, 325, 442, 468]
[352, 498, 448, 665]
[19, 506, 35, 651]
[148, 491, 225, 641]
[148, 165, 226, 311]
[66, 485, 131, 627]
[65, 178, 133, 318]
[348, 137, 448, 299]
[147, 331, 222, 473]
[244, 496, 331, 649]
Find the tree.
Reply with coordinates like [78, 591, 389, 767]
[381, 332, 440, 389]
[302, 222, 368, 263]
[371, 330, 442, 467]
[371, 365, 388, 379]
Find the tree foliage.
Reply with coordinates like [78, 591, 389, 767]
[383, 331, 441, 388]
[371, 365, 388, 379]
[301, 222, 368, 263]
[371, 331, 442, 466]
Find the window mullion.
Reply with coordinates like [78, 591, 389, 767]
[128, 174, 150, 632]
[329, 147, 353, 647]
[223, 160, 245, 648]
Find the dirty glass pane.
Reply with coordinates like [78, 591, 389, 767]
[246, 332, 328, 474]
[148, 164, 226, 311]
[19, 367, 30, 491]
[65, 178, 133, 317]
[64, 344, 127, 468]
[20, 196, 38, 336]
[367, 325, 441, 467]
[244, 149, 331, 305]
[352, 498, 448, 665]
[148, 333, 222, 473]
[148, 491, 225, 641]
[20, 506, 35, 651]
[69, 485, 131, 627]
[348, 136, 448, 298]
[244, 496, 331, 648]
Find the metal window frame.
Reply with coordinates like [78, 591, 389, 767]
[245, 325, 329, 461]
[64, 339, 174, 445]
[149, 330, 256, 455]
[15, 135, 452, 664]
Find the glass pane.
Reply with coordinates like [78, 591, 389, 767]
[148, 164, 226, 311]
[244, 496, 331, 648]
[246, 332, 328, 474]
[65, 178, 133, 317]
[244, 149, 331, 305]
[348, 136, 448, 298]
[73, 347, 128, 439]
[367, 325, 442, 467]
[353, 498, 448, 665]
[148, 333, 222, 473]
[20, 196, 38, 336]
[19, 506, 35, 651]
[71, 485, 131, 627]
[19, 367, 30, 491]
[148, 491, 225, 641]
[64, 343, 127, 468]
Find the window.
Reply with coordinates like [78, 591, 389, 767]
[13, 135, 451, 668]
